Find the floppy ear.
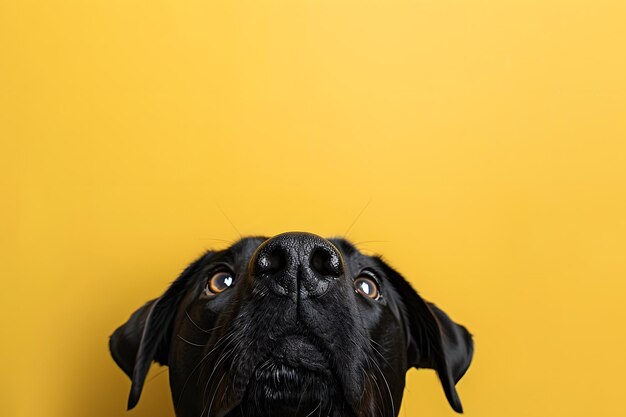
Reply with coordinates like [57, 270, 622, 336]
[109, 255, 206, 409]
[382, 261, 473, 413]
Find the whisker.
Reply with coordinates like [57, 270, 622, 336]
[355, 248, 379, 256]
[197, 237, 233, 244]
[196, 333, 238, 384]
[369, 338, 398, 376]
[304, 400, 321, 417]
[146, 367, 169, 384]
[372, 359, 396, 417]
[370, 373, 385, 417]
[295, 378, 310, 416]
[175, 330, 238, 409]
[201, 342, 238, 405]
[177, 334, 208, 347]
[185, 309, 225, 333]
[216, 202, 242, 238]
[204, 372, 227, 417]
[363, 353, 385, 417]
[352, 240, 390, 246]
[343, 198, 372, 237]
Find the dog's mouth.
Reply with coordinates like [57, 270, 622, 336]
[252, 361, 325, 402]
[268, 334, 331, 372]
[239, 335, 336, 414]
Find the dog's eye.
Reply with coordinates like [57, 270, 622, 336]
[354, 275, 380, 300]
[206, 271, 235, 294]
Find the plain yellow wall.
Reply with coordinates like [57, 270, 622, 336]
[2, 1, 625, 416]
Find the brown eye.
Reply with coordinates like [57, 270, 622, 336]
[206, 271, 235, 294]
[354, 275, 380, 300]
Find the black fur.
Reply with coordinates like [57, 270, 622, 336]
[110, 233, 473, 416]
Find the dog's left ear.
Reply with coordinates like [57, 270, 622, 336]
[381, 261, 474, 413]
[109, 254, 207, 410]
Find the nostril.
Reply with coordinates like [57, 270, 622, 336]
[310, 246, 342, 277]
[255, 247, 287, 275]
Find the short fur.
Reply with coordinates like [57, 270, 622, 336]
[110, 233, 473, 417]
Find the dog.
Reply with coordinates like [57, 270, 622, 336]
[110, 232, 473, 417]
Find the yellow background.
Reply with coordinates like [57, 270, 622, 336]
[1, 1, 625, 416]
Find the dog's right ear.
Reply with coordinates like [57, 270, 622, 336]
[109, 254, 207, 410]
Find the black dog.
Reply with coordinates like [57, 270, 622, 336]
[110, 232, 473, 417]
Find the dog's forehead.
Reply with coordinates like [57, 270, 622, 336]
[226, 236, 268, 258]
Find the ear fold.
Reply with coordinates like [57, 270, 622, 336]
[109, 298, 163, 379]
[109, 254, 207, 409]
[381, 261, 474, 413]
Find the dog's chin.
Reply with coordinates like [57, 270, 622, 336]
[214, 334, 357, 417]
[234, 335, 337, 416]
[241, 361, 333, 416]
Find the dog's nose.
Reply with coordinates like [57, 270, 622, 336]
[251, 232, 343, 298]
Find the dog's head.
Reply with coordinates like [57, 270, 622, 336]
[110, 232, 473, 417]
